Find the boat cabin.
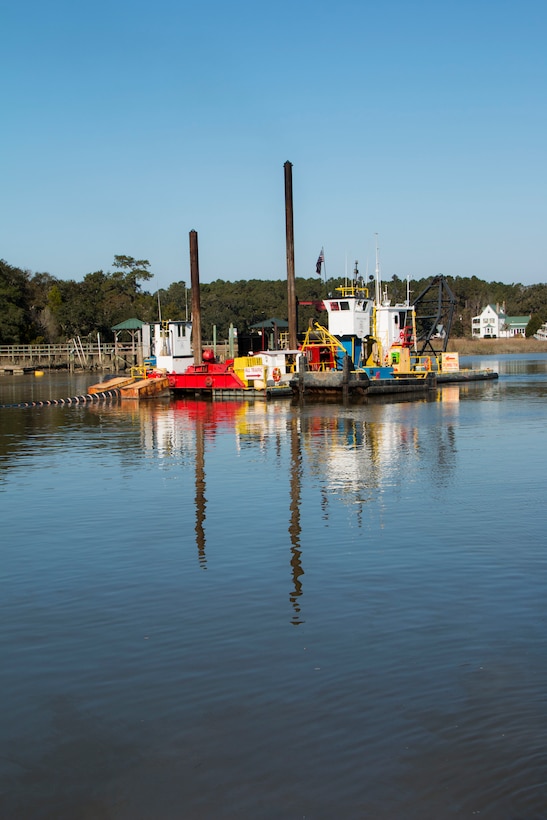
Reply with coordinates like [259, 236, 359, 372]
[323, 284, 415, 367]
[142, 320, 193, 373]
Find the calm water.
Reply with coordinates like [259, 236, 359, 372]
[1, 356, 547, 819]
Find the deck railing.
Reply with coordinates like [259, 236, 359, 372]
[0, 340, 232, 368]
[0, 343, 118, 357]
[0, 342, 130, 370]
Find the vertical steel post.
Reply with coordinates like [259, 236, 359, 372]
[284, 161, 298, 350]
[189, 230, 202, 365]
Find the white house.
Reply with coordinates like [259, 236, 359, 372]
[472, 304, 531, 338]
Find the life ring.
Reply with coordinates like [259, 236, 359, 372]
[205, 376, 213, 388]
[423, 357, 431, 371]
[272, 367, 281, 383]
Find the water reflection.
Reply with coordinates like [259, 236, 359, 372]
[81, 393, 463, 626]
[1, 390, 462, 595]
[3, 365, 547, 816]
[299, 399, 459, 512]
[288, 417, 304, 625]
[195, 412, 207, 569]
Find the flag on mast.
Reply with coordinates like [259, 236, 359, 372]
[315, 248, 324, 275]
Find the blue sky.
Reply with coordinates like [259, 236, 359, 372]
[2, 0, 546, 289]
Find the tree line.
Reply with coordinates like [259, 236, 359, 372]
[2, 255, 547, 345]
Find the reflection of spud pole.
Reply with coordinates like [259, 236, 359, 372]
[194, 416, 207, 568]
[189, 230, 202, 365]
[288, 416, 304, 624]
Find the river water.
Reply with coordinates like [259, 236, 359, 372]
[1, 355, 547, 819]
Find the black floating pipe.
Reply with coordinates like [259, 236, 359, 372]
[0, 389, 121, 410]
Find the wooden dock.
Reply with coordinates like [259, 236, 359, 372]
[88, 376, 170, 399]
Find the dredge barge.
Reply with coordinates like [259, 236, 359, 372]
[291, 250, 497, 397]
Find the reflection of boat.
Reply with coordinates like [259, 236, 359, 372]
[83, 395, 463, 624]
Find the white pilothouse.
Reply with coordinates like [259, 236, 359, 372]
[323, 246, 416, 368]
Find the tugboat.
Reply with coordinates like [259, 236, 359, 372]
[320, 261, 419, 374]
[294, 245, 435, 398]
[294, 242, 497, 394]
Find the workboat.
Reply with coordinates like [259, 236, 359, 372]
[166, 348, 302, 397]
[300, 249, 433, 378]
[322, 278, 418, 372]
[293, 247, 496, 395]
[140, 318, 301, 397]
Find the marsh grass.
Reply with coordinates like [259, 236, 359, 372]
[447, 338, 547, 355]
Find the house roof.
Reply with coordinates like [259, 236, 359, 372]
[505, 316, 531, 324]
[111, 318, 144, 330]
[249, 317, 289, 330]
[480, 306, 530, 324]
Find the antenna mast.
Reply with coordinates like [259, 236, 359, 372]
[374, 233, 381, 305]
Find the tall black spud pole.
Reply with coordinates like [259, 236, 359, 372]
[189, 229, 202, 365]
[284, 161, 298, 349]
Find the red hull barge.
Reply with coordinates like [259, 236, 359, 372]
[166, 357, 293, 398]
[167, 362, 246, 392]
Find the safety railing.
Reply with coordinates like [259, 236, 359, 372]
[0, 343, 117, 357]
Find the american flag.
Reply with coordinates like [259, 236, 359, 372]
[316, 248, 324, 275]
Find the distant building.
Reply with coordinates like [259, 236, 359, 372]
[472, 304, 531, 338]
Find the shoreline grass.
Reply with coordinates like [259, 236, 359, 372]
[446, 338, 547, 355]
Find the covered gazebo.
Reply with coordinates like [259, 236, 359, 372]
[111, 318, 144, 366]
[249, 317, 289, 351]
